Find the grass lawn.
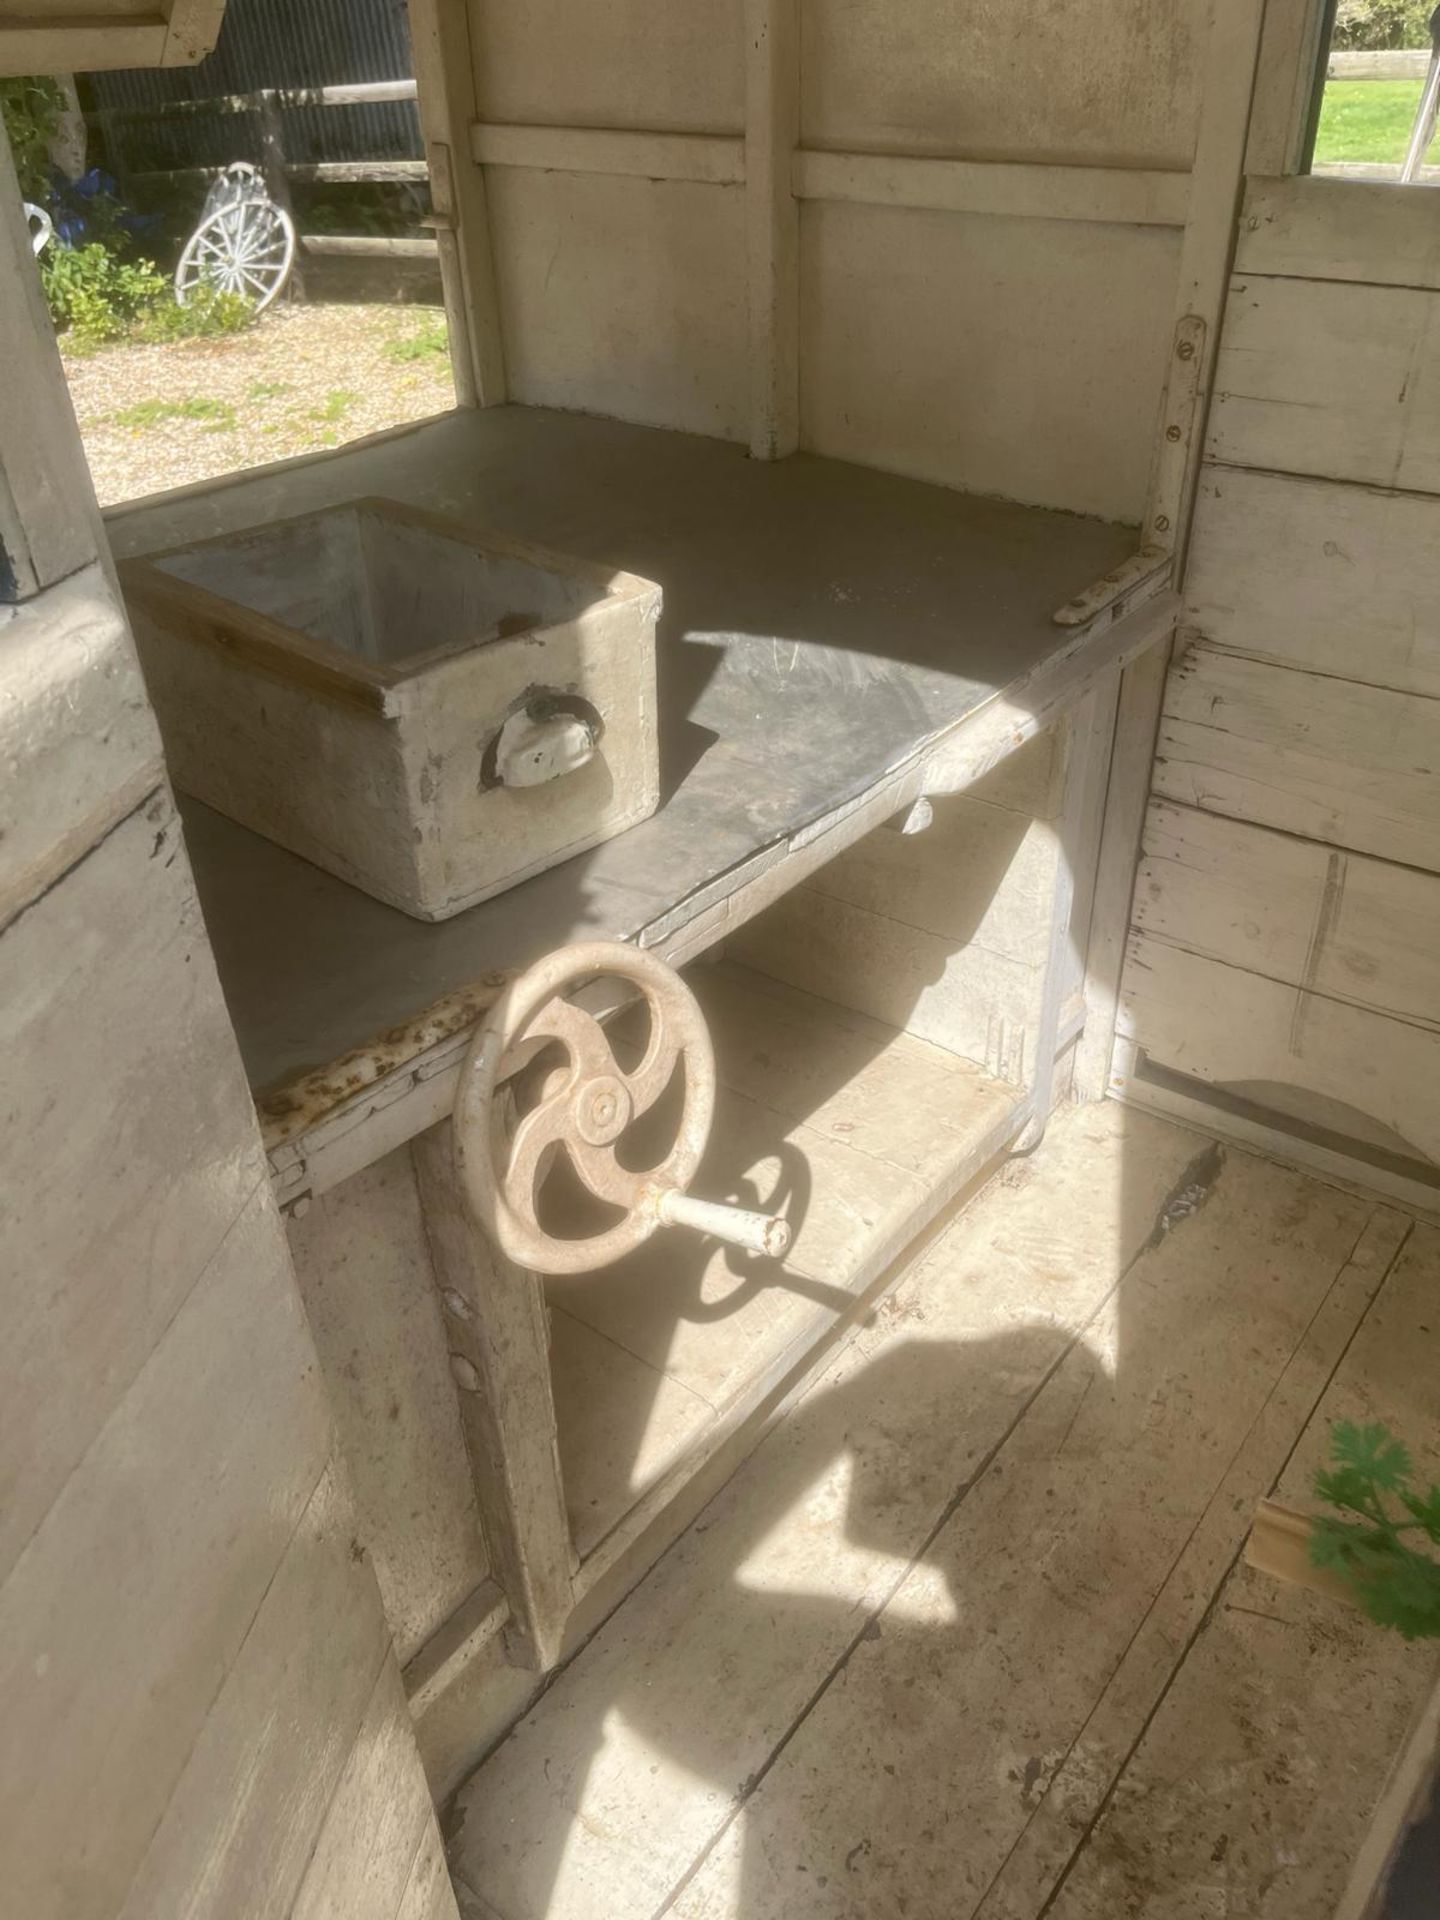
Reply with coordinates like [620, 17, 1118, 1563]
[1313, 77, 1426, 166]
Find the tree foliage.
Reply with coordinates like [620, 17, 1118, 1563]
[1332, 0, 1436, 50]
[0, 75, 65, 202]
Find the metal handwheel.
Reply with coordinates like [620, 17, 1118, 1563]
[454, 941, 790, 1275]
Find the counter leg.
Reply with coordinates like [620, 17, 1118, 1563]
[1071, 634, 1174, 1103]
[413, 1122, 575, 1671]
[1015, 677, 1114, 1150]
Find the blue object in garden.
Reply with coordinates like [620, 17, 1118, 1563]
[46, 167, 161, 248]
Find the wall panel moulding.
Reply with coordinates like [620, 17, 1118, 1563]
[468, 121, 1193, 228]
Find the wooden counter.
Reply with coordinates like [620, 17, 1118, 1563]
[109, 404, 1174, 1199]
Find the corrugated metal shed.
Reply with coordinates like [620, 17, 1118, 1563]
[85, 0, 421, 172]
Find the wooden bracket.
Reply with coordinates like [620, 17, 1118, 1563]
[1145, 314, 1208, 555]
[1245, 1497, 1362, 1609]
[1052, 544, 1171, 628]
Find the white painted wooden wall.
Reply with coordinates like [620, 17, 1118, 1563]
[459, 0, 1204, 521]
[1116, 172, 1440, 1200]
[0, 142, 458, 1920]
[731, 733, 1067, 1087]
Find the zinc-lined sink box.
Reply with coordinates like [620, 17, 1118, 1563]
[120, 496, 662, 921]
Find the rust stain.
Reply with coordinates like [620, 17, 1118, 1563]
[257, 969, 513, 1150]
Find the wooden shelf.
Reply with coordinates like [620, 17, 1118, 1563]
[546, 962, 1024, 1569]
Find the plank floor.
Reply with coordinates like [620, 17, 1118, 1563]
[447, 1102, 1436, 1920]
[547, 963, 1020, 1560]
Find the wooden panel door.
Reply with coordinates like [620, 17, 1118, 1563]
[1116, 172, 1440, 1206]
[0, 138, 458, 1920]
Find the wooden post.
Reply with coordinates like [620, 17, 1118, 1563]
[1143, 0, 1271, 573]
[1072, 0, 1271, 1102]
[89, 107, 135, 207]
[1016, 694, 1092, 1149]
[255, 92, 305, 299]
[407, 0, 507, 408]
[412, 1122, 574, 1671]
[0, 137, 102, 602]
[1248, 0, 1338, 177]
[745, 0, 800, 458]
[1063, 662, 1123, 1004]
[1071, 635, 1172, 1101]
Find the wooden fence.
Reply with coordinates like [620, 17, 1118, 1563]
[1327, 49, 1431, 79]
[90, 77, 437, 274]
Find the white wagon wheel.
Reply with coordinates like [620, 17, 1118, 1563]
[174, 195, 295, 313]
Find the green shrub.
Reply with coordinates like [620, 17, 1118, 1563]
[133, 280, 253, 343]
[5, 82, 259, 351]
[41, 237, 253, 351]
[40, 242, 170, 348]
[0, 75, 65, 201]
[1332, 0, 1435, 49]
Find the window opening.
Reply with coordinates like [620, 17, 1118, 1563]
[1, 0, 458, 511]
[1306, 0, 1440, 181]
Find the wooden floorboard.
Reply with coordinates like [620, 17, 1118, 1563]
[446, 1103, 1215, 1918]
[447, 1106, 1427, 1920]
[545, 963, 1021, 1557]
[972, 1202, 1410, 1920]
[669, 1151, 1384, 1919]
[1042, 1224, 1439, 1920]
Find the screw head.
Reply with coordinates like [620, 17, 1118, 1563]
[450, 1353, 481, 1393]
[1177, 340, 1196, 361]
[1154, 514, 1171, 532]
[1166, 424, 1182, 442]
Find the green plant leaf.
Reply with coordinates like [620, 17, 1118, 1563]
[1309, 1515, 1367, 1569]
[1401, 1484, 1440, 1542]
[1, 75, 66, 202]
[1314, 1463, 1383, 1514]
[1310, 1420, 1440, 1640]
[43, 237, 253, 351]
[1353, 1550, 1440, 1641]
[1330, 1419, 1413, 1491]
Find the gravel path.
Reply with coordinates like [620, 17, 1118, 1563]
[63, 302, 456, 507]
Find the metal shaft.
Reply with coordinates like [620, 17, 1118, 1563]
[656, 1188, 791, 1258]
